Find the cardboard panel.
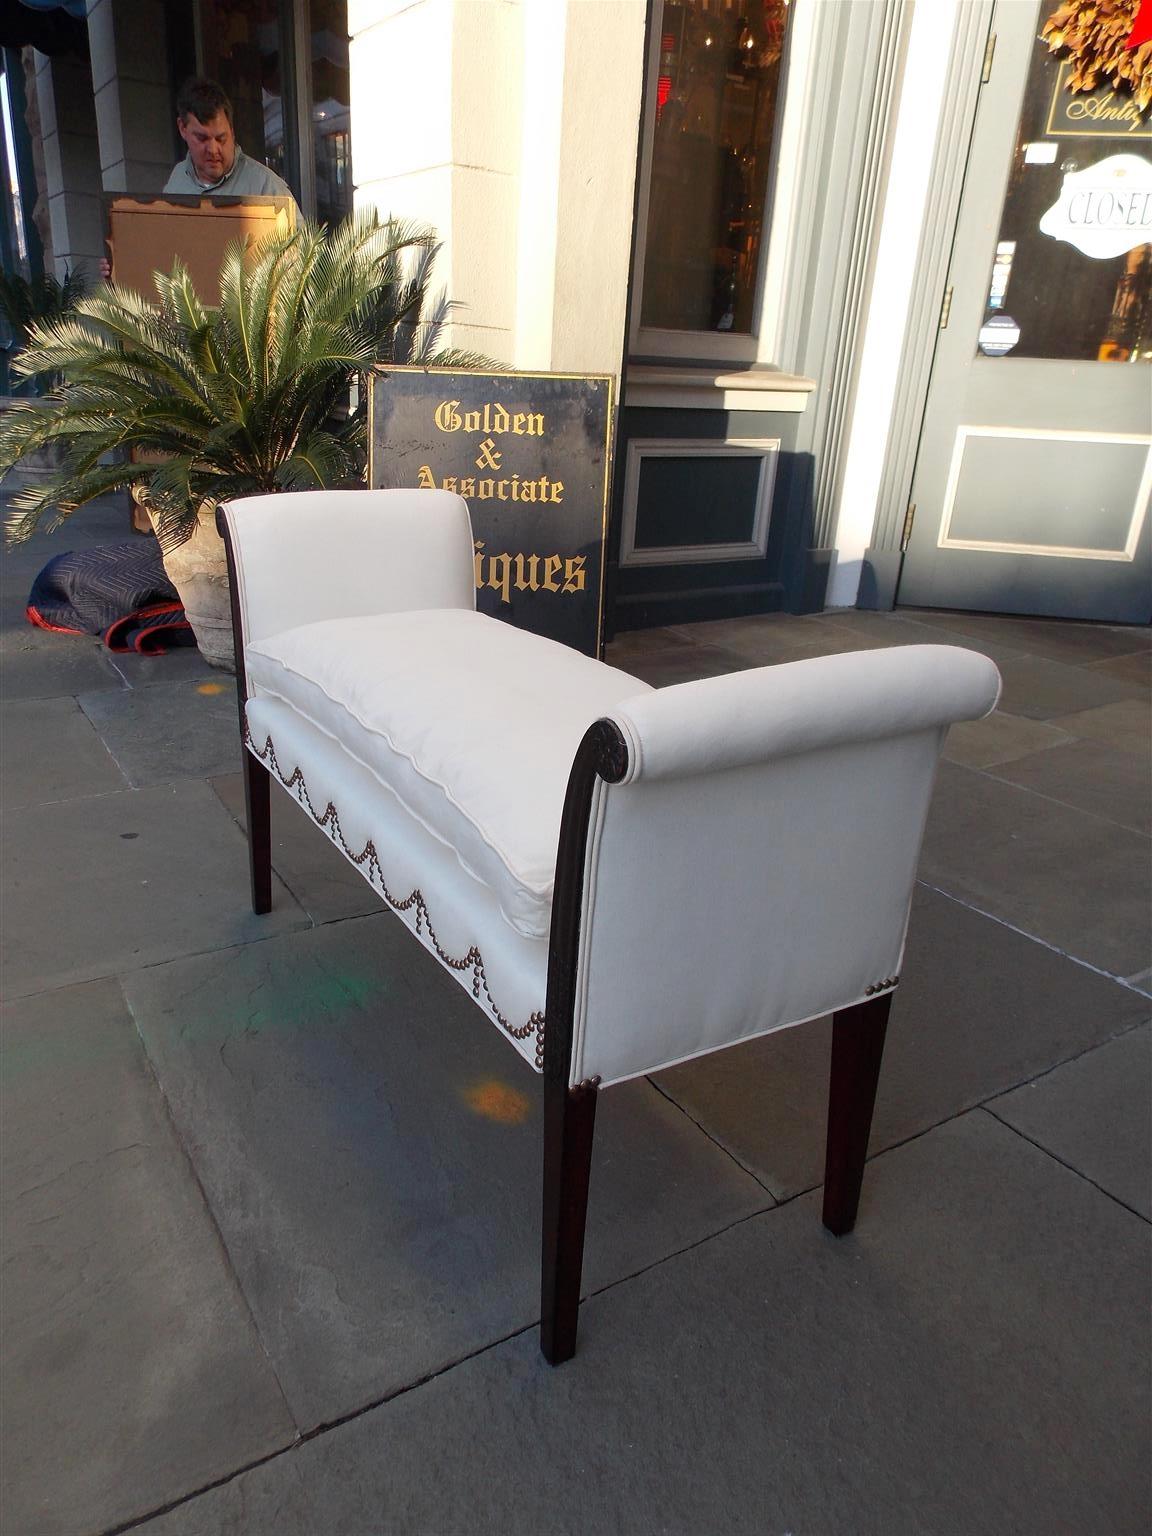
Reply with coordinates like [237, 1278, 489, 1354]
[107, 195, 294, 306]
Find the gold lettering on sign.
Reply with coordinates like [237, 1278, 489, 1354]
[475, 437, 502, 471]
[1065, 95, 1146, 133]
[434, 400, 546, 436]
[417, 467, 565, 504]
[473, 542, 586, 603]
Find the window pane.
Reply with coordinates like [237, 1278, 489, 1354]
[640, 0, 792, 334]
[309, 0, 352, 226]
[197, 0, 292, 189]
[980, 36, 1151, 363]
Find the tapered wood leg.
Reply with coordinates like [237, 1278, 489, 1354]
[823, 993, 892, 1236]
[540, 1076, 599, 1365]
[243, 748, 273, 915]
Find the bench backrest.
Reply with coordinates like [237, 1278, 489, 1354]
[221, 489, 476, 649]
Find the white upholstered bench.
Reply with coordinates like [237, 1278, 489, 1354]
[217, 487, 1001, 1364]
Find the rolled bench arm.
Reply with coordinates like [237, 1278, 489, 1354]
[217, 488, 476, 650]
[607, 645, 1001, 784]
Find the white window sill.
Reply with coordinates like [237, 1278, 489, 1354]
[625, 364, 816, 413]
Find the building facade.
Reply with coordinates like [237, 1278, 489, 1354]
[3, 0, 1149, 627]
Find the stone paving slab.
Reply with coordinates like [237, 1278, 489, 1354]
[0, 978, 296, 1536]
[121, 916, 771, 1430]
[988, 1024, 1151, 1220]
[810, 607, 1031, 667]
[1, 696, 127, 808]
[211, 771, 385, 925]
[653, 883, 1146, 1197]
[110, 646, 219, 688]
[941, 710, 1073, 770]
[920, 761, 1151, 980]
[672, 614, 899, 666]
[79, 676, 241, 787]
[138, 1112, 1151, 1536]
[0, 626, 125, 699]
[994, 654, 1143, 720]
[1048, 696, 1152, 757]
[602, 624, 700, 657]
[0, 779, 307, 999]
[901, 609, 1152, 665]
[1086, 649, 1152, 693]
[986, 736, 1152, 836]
[616, 644, 755, 686]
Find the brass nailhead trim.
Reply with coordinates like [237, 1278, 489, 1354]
[864, 976, 900, 997]
[246, 730, 547, 1069]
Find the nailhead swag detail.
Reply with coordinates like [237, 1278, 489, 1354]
[245, 729, 547, 1068]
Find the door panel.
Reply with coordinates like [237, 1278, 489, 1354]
[899, 0, 1152, 623]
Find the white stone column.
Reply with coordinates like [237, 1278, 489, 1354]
[32, 49, 104, 280]
[548, 0, 646, 375]
[350, 0, 646, 374]
[87, 0, 175, 194]
[350, 0, 522, 363]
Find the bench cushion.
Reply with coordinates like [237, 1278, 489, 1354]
[246, 609, 651, 939]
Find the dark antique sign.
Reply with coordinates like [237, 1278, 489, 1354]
[368, 367, 614, 657]
[1045, 60, 1152, 139]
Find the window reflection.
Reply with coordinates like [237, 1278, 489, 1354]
[198, 0, 291, 186]
[192, 1, 352, 226]
[984, 39, 1151, 362]
[640, 0, 791, 334]
[309, 0, 352, 226]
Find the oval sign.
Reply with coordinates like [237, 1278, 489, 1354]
[1039, 153, 1152, 259]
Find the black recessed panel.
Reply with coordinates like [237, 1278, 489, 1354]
[634, 454, 765, 550]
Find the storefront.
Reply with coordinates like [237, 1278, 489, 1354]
[4, 0, 1149, 625]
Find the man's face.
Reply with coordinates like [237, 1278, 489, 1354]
[178, 111, 236, 183]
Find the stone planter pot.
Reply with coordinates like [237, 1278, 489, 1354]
[137, 492, 234, 671]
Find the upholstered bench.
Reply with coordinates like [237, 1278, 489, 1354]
[218, 487, 1001, 1364]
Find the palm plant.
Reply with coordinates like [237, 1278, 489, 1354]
[0, 266, 88, 394]
[0, 213, 487, 549]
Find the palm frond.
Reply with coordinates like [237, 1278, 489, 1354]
[3, 210, 496, 548]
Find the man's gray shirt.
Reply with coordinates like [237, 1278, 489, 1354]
[163, 146, 295, 203]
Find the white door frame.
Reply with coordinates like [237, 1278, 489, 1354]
[828, 0, 996, 607]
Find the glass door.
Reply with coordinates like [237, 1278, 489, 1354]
[898, 0, 1151, 623]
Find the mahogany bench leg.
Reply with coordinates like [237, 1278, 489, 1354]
[823, 993, 892, 1236]
[243, 748, 273, 915]
[540, 1076, 599, 1365]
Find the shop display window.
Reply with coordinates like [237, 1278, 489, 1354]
[639, 0, 793, 335]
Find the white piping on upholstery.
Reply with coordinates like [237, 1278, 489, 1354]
[244, 725, 547, 1066]
[226, 508, 252, 655]
[245, 691, 553, 941]
[247, 634, 632, 910]
[609, 707, 645, 786]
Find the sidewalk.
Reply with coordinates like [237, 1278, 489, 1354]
[2, 497, 1149, 1536]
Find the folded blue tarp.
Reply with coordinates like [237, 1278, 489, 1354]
[27, 540, 196, 654]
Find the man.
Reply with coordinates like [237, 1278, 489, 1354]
[164, 77, 296, 203]
[101, 77, 299, 279]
